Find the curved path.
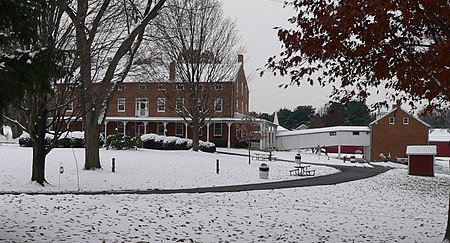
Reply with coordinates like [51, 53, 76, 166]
[0, 153, 391, 195]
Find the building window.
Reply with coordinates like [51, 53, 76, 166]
[352, 131, 360, 135]
[214, 123, 222, 136]
[176, 98, 184, 112]
[215, 84, 223, 90]
[117, 121, 125, 134]
[175, 123, 184, 136]
[157, 84, 165, 90]
[197, 98, 203, 112]
[196, 84, 203, 90]
[389, 117, 395, 124]
[135, 98, 148, 117]
[329, 132, 337, 136]
[157, 98, 165, 112]
[176, 84, 184, 90]
[403, 117, 409, 125]
[67, 101, 73, 112]
[118, 98, 126, 112]
[117, 85, 125, 90]
[157, 122, 165, 135]
[214, 98, 223, 112]
[138, 84, 147, 90]
[136, 123, 145, 136]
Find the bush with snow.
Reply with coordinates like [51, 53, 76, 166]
[18, 131, 102, 148]
[105, 133, 139, 150]
[140, 134, 215, 152]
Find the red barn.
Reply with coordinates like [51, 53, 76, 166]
[369, 101, 430, 162]
[406, 145, 437, 176]
[429, 129, 450, 157]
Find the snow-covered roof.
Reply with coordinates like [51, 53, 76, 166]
[124, 62, 242, 83]
[429, 129, 450, 142]
[277, 126, 370, 137]
[406, 145, 437, 155]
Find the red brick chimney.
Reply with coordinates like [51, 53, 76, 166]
[238, 54, 244, 64]
[169, 62, 175, 81]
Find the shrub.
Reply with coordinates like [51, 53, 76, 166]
[199, 140, 216, 153]
[105, 133, 139, 150]
[18, 133, 32, 147]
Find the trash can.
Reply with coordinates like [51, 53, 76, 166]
[295, 153, 302, 164]
[259, 163, 269, 179]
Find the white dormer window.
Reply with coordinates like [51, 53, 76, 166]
[176, 84, 184, 90]
[389, 117, 395, 124]
[138, 84, 146, 90]
[403, 117, 409, 125]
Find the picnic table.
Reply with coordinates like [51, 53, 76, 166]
[289, 163, 315, 176]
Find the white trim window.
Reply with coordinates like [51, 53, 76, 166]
[176, 97, 184, 112]
[157, 98, 166, 112]
[135, 98, 149, 117]
[117, 121, 125, 134]
[67, 101, 74, 112]
[158, 84, 165, 90]
[197, 98, 203, 112]
[214, 98, 223, 112]
[389, 117, 395, 124]
[118, 98, 126, 112]
[403, 117, 409, 125]
[138, 84, 147, 90]
[175, 122, 184, 136]
[215, 83, 223, 90]
[176, 84, 184, 90]
[214, 123, 222, 136]
[117, 85, 125, 90]
[157, 122, 165, 135]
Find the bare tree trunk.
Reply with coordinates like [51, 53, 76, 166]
[192, 120, 199, 151]
[31, 102, 48, 185]
[31, 141, 47, 185]
[84, 110, 101, 170]
[445, 193, 450, 241]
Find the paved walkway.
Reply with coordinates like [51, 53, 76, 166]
[0, 151, 392, 195]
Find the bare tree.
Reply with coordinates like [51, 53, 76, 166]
[62, 0, 166, 170]
[237, 115, 263, 164]
[142, 0, 242, 151]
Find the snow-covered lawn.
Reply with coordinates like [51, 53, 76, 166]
[0, 144, 449, 242]
[0, 145, 338, 192]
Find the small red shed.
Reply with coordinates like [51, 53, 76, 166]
[406, 145, 437, 176]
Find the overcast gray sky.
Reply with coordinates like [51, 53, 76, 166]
[220, 0, 333, 114]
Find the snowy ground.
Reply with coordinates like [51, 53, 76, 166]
[0, 144, 449, 242]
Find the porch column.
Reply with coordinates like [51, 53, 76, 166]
[273, 125, 278, 149]
[123, 121, 128, 136]
[338, 132, 342, 159]
[104, 121, 109, 138]
[226, 122, 233, 148]
[259, 121, 265, 150]
[143, 121, 148, 134]
[185, 123, 189, 138]
[163, 122, 168, 136]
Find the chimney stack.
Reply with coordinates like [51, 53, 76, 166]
[169, 62, 175, 81]
[238, 54, 244, 64]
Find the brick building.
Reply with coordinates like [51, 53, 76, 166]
[369, 101, 430, 161]
[67, 55, 277, 148]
